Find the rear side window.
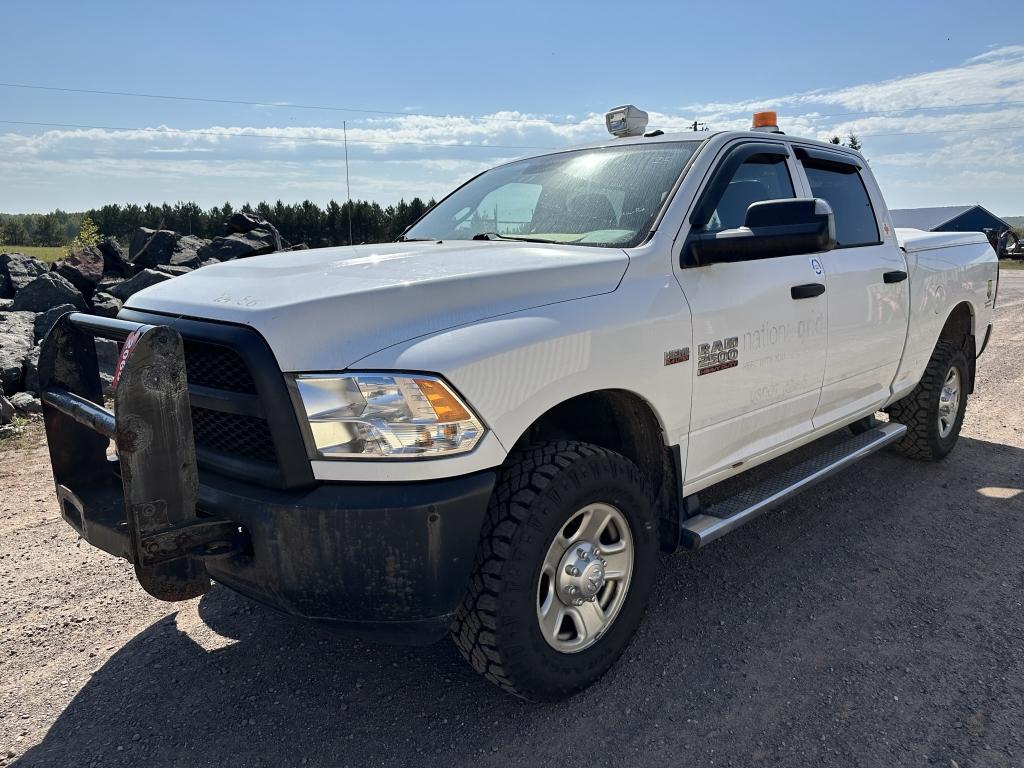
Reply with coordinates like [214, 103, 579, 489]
[802, 162, 879, 247]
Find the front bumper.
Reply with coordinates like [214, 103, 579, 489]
[39, 312, 495, 644]
[198, 469, 494, 642]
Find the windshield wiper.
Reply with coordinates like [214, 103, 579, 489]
[470, 232, 562, 244]
[396, 236, 439, 242]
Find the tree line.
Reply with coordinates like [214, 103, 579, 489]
[0, 209, 85, 248]
[0, 197, 436, 249]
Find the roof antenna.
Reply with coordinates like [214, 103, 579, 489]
[344, 120, 354, 246]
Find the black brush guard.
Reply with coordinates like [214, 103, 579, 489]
[39, 312, 247, 601]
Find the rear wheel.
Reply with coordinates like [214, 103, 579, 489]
[451, 441, 657, 701]
[887, 340, 969, 461]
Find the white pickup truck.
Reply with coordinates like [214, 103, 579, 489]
[40, 107, 999, 701]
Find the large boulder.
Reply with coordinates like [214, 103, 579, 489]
[0, 311, 35, 394]
[55, 246, 105, 295]
[168, 235, 208, 269]
[155, 264, 193, 277]
[0, 394, 13, 425]
[33, 303, 76, 344]
[22, 345, 40, 395]
[95, 338, 119, 374]
[96, 236, 132, 277]
[225, 212, 283, 251]
[198, 229, 278, 262]
[1, 252, 49, 297]
[129, 228, 209, 270]
[129, 228, 176, 265]
[90, 291, 122, 318]
[106, 268, 172, 301]
[10, 392, 41, 414]
[11, 273, 87, 313]
[95, 277, 124, 294]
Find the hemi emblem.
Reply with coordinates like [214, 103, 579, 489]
[664, 348, 690, 366]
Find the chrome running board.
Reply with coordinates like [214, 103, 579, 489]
[680, 422, 907, 549]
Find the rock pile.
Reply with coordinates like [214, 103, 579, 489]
[0, 214, 301, 424]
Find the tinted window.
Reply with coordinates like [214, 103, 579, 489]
[699, 155, 794, 233]
[803, 164, 879, 247]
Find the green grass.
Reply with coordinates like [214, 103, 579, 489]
[0, 244, 66, 263]
[0, 415, 32, 448]
[999, 259, 1024, 270]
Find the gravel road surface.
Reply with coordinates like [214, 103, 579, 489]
[3, 273, 1023, 768]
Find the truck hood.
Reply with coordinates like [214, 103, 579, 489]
[126, 240, 629, 371]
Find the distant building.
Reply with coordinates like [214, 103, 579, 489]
[889, 205, 1011, 234]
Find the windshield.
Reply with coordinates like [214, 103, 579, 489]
[403, 141, 701, 248]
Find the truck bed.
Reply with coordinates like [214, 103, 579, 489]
[895, 228, 990, 253]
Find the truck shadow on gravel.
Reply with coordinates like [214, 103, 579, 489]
[16, 436, 1024, 768]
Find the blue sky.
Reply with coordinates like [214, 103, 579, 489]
[1, 0, 1022, 215]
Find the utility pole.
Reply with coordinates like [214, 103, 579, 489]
[343, 120, 354, 246]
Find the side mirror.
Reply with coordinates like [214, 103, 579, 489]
[685, 198, 837, 266]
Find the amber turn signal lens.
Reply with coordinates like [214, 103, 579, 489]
[752, 110, 778, 128]
[414, 378, 472, 423]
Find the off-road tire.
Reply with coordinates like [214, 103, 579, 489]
[450, 441, 658, 701]
[886, 340, 969, 461]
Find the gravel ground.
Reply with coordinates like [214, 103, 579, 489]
[3, 274, 1023, 768]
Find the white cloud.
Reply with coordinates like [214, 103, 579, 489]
[1, 46, 1022, 213]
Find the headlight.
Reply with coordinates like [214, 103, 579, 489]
[294, 373, 484, 459]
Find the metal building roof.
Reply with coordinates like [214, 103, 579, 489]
[889, 205, 1008, 231]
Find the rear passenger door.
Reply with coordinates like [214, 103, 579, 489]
[794, 146, 910, 429]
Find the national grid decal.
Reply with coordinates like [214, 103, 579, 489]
[697, 337, 739, 376]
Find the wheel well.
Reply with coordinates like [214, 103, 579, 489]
[939, 302, 973, 347]
[514, 390, 675, 500]
[938, 302, 977, 391]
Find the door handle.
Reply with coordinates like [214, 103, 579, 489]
[791, 283, 826, 299]
[883, 270, 908, 284]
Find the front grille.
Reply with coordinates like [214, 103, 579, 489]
[190, 406, 277, 464]
[179, 339, 278, 468]
[183, 340, 256, 393]
[120, 307, 314, 489]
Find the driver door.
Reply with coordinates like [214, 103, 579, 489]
[675, 141, 829, 491]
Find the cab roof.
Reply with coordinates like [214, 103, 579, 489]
[545, 129, 865, 160]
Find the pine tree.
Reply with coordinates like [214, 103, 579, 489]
[68, 215, 100, 253]
[35, 214, 62, 247]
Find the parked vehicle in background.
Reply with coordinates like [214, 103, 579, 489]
[38, 106, 998, 701]
[997, 228, 1022, 259]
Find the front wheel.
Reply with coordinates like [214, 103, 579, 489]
[887, 340, 969, 461]
[451, 441, 658, 701]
